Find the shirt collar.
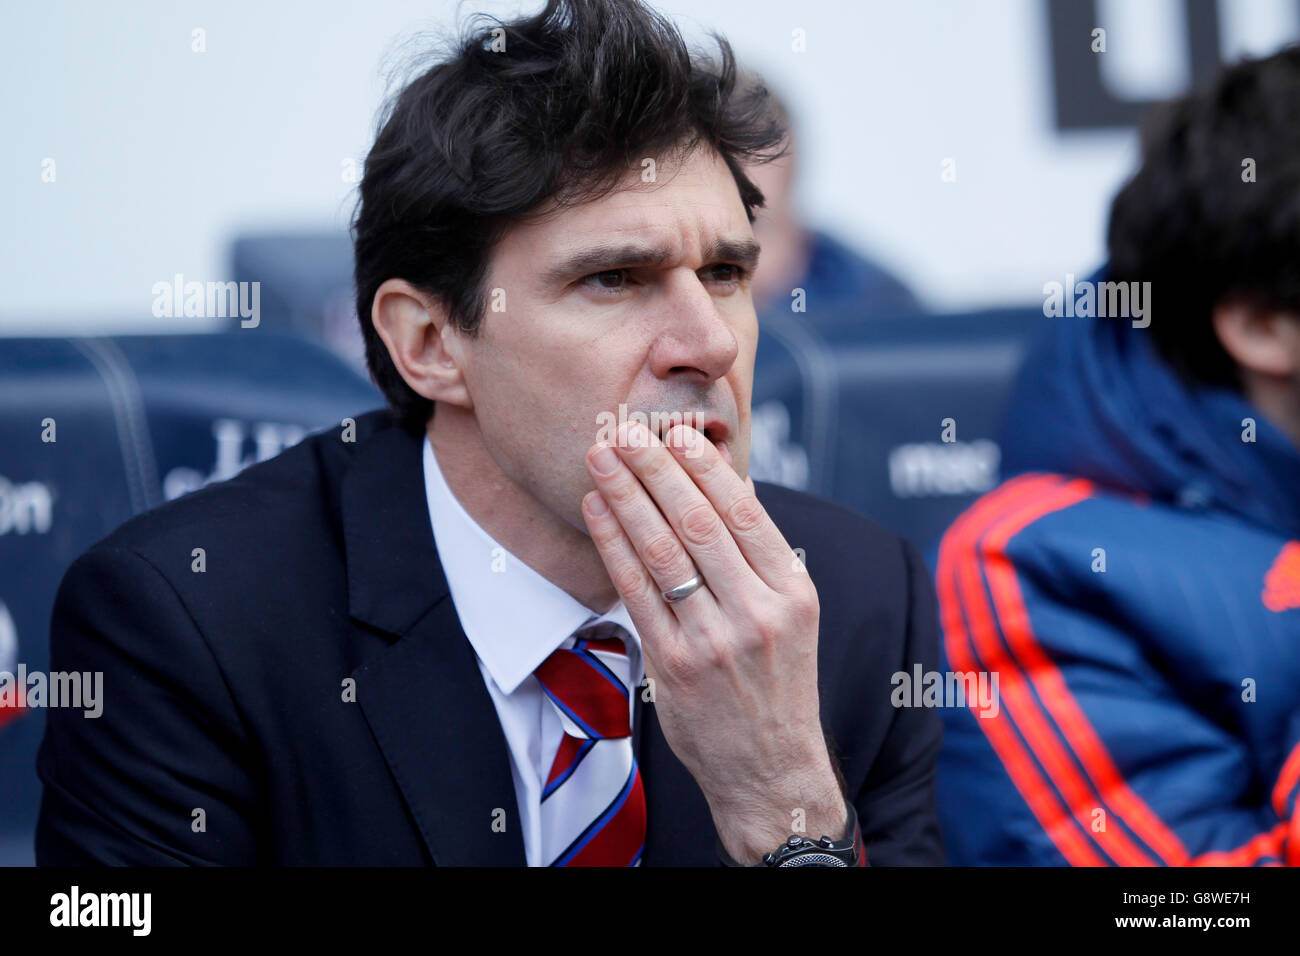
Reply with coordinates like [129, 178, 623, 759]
[422, 435, 640, 694]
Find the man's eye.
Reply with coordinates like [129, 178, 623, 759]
[706, 264, 747, 283]
[582, 269, 628, 291]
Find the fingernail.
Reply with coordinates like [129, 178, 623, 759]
[590, 443, 619, 476]
[586, 491, 608, 516]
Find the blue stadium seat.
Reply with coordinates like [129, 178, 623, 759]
[0, 332, 380, 866]
[752, 307, 1043, 552]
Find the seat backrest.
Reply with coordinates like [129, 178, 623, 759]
[752, 307, 1042, 552]
[0, 332, 380, 865]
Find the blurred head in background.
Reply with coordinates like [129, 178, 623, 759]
[998, 43, 1300, 534]
[740, 82, 802, 311]
[739, 70, 921, 322]
[1107, 44, 1300, 449]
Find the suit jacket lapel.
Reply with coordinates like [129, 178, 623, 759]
[342, 419, 525, 866]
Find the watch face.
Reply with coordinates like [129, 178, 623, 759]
[777, 852, 850, 866]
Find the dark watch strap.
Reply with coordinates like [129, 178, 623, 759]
[715, 799, 867, 866]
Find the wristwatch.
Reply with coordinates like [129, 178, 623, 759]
[716, 799, 866, 867]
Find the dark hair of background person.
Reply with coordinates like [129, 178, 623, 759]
[1107, 44, 1300, 390]
[351, 0, 790, 432]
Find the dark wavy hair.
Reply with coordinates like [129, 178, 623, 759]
[1107, 45, 1300, 389]
[351, 0, 789, 432]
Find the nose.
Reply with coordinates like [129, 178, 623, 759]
[647, 269, 741, 383]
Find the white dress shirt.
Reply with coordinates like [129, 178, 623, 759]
[422, 436, 646, 866]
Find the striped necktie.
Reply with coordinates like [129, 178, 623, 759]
[533, 619, 646, 866]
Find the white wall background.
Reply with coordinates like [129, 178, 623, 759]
[2, 0, 1297, 333]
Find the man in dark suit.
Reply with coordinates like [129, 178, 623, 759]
[36, 0, 944, 866]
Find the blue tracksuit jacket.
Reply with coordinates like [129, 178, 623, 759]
[934, 289, 1300, 865]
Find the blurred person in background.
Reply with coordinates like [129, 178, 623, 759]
[741, 72, 922, 324]
[935, 46, 1300, 865]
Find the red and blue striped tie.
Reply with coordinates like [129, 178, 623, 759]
[533, 620, 646, 866]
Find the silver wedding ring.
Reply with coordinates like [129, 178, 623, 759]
[662, 572, 704, 604]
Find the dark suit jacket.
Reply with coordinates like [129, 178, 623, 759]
[35, 408, 945, 865]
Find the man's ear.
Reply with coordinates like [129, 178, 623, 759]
[371, 278, 473, 408]
[1212, 300, 1300, 379]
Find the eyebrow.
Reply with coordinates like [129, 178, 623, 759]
[541, 237, 761, 286]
